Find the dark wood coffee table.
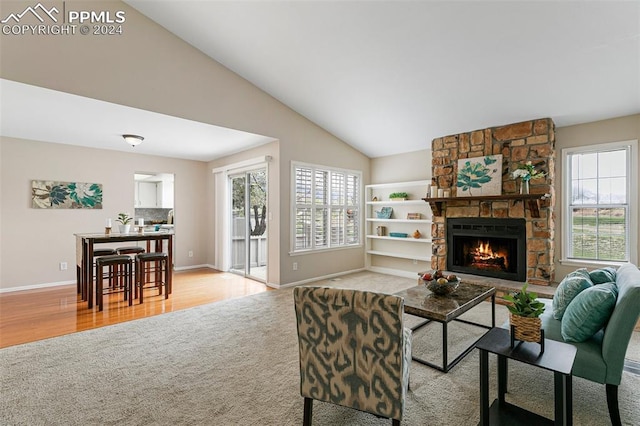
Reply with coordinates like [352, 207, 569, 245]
[395, 282, 495, 372]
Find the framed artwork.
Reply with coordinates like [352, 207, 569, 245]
[31, 180, 103, 209]
[456, 154, 502, 197]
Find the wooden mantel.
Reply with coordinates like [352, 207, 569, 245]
[422, 193, 548, 218]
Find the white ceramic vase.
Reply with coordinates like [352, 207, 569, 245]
[118, 224, 131, 234]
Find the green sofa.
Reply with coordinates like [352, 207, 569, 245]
[539, 263, 640, 426]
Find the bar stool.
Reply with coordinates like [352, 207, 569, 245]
[95, 255, 133, 312]
[135, 252, 170, 303]
[116, 246, 145, 288]
[95, 248, 117, 257]
[80, 248, 118, 301]
[116, 246, 145, 256]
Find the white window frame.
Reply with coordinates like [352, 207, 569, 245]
[290, 161, 362, 254]
[561, 139, 638, 266]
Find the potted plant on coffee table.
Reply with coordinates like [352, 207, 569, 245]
[116, 212, 133, 234]
[503, 283, 546, 351]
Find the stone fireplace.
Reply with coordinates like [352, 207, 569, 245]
[429, 118, 556, 285]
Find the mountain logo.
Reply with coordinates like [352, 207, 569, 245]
[1, 3, 59, 24]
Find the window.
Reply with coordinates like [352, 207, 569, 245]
[292, 163, 361, 252]
[562, 140, 638, 264]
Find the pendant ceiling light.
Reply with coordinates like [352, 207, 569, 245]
[122, 134, 144, 147]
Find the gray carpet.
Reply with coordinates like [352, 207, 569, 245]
[1, 271, 638, 425]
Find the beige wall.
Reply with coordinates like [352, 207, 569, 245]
[554, 114, 640, 280]
[0, 137, 208, 290]
[0, 1, 370, 288]
[370, 149, 431, 185]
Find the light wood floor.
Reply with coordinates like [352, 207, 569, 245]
[0, 268, 269, 349]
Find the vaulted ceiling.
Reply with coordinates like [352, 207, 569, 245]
[2, 1, 638, 161]
[127, 0, 640, 158]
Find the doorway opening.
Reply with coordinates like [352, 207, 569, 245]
[134, 172, 174, 229]
[229, 168, 267, 282]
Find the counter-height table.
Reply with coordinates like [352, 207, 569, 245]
[75, 231, 174, 309]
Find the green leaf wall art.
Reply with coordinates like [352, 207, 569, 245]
[456, 155, 502, 197]
[32, 180, 103, 209]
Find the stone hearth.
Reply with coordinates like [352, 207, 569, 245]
[429, 118, 555, 285]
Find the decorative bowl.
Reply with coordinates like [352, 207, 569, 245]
[424, 278, 460, 295]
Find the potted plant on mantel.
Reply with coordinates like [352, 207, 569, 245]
[503, 283, 546, 349]
[116, 212, 133, 234]
[512, 161, 546, 194]
[389, 192, 408, 201]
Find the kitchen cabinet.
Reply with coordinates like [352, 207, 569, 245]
[157, 181, 174, 208]
[365, 180, 432, 278]
[136, 181, 157, 208]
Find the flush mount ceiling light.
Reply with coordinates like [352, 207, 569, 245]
[122, 134, 144, 147]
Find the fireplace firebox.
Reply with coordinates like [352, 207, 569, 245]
[446, 218, 526, 282]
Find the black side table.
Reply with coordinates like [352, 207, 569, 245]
[476, 327, 577, 426]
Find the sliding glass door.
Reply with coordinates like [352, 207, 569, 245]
[229, 168, 267, 281]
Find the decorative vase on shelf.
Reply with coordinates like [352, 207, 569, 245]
[118, 224, 131, 234]
[520, 179, 530, 195]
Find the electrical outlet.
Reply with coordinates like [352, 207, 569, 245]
[188, 251, 193, 258]
[59, 262, 67, 271]
[412, 259, 418, 265]
[293, 262, 298, 271]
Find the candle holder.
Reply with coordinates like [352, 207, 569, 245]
[105, 227, 111, 235]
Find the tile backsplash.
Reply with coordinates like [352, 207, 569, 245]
[135, 208, 173, 224]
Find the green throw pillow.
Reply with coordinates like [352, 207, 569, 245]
[589, 267, 617, 284]
[561, 282, 618, 343]
[552, 268, 593, 320]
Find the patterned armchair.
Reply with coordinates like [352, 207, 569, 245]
[293, 286, 412, 425]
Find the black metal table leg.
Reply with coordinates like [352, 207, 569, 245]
[498, 355, 508, 404]
[442, 321, 448, 370]
[491, 294, 496, 327]
[554, 371, 572, 426]
[479, 348, 489, 426]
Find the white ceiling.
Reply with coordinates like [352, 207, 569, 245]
[2, 1, 638, 161]
[127, 0, 639, 158]
[0, 79, 276, 162]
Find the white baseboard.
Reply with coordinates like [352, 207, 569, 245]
[277, 268, 367, 289]
[0, 280, 76, 293]
[0, 267, 381, 293]
[174, 264, 216, 272]
[366, 266, 422, 280]
[0, 265, 219, 293]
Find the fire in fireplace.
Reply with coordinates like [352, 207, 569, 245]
[466, 240, 510, 271]
[447, 218, 526, 281]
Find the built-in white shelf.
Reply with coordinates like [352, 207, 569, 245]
[366, 218, 432, 224]
[366, 235, 432, 243]
[365, 180, 433, 274]
[366, 250, 431, 262]
[366, 200, 426, 205]
[365, 180, 430, 189]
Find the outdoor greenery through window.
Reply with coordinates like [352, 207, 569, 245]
[564, 141, 636, 262]
[293, 163, 361, 252]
